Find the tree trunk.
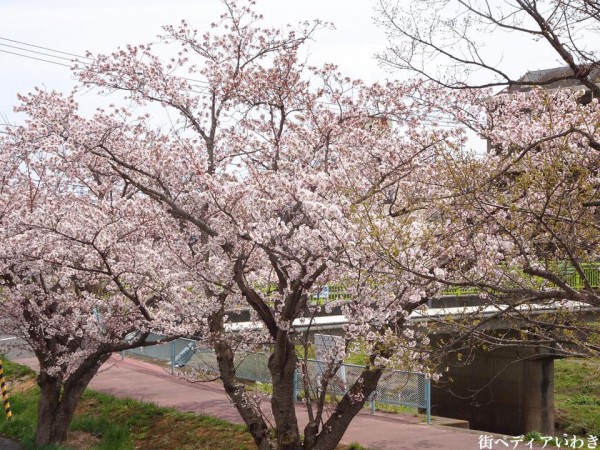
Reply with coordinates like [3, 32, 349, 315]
[311, 367, 383, 450]
[209, 308, 273, 450]
[214, 338, 274, 450]
[35, 373, 64, 446]
[34, 354, 109, 446]
[269, 332, 302, 450]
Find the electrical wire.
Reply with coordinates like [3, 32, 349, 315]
[0, 38, 382, 116]
[0, 49, 72, 67]
[0, 37, 349, 109]
[0, 35, 213, 88]
[0, 36, 92, 60]
[0, 42, 76, 62]
[1, 36, 210, 85]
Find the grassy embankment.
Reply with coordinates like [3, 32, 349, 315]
[554, 358, 600, 436]
[0, 360, 366, 450]
[0, 359, 255, 450]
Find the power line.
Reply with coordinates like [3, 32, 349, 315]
[0, 37, 345, 108]
[0, 35, 210, 85]
[0, 49, 72, 67]
[1, 45, 210, 95]
[0, 42, 76, 63]
[0, 37, 366, 116]
[0, 36, 91, 60]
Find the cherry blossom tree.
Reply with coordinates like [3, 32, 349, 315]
[0, 90, 201, 446]
[7, 2, 596, 447]
[57, 1, 462, 448]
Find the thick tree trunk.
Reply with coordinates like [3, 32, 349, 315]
[269, 332, 302, 450]
[35, 374, 64, 446]
[34, 354, 109, 446]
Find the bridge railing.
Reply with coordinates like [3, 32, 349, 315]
[441, 262, 600, 297]
[303, 263, 600, 300]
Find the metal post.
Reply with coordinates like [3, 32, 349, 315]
[170, 341, 176, 374]
[369, 391, 377, 414]
[293, 370, 298, 402]
[0, 360, 12, 421]
[425, 378, 431, 425]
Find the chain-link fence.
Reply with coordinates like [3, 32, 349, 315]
[297, 359, 431, 423]
[122, 335, 273, 382]
[122, 336, 431, 423]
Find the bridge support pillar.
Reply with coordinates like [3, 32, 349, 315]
[523, 357, 554, 434]
[432, 347, 555, 435]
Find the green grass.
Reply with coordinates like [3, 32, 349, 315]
[368, 401, 419, 415]
[1, 359, 36, 379]
[346, 443, 372, 450]
[343, 353, 367, 366]
[0, 360, 363, 450]
[0, 360, 256, 450]
[294, 343, 367, 366]
[554, 358, 600, 436]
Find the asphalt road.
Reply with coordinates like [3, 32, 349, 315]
[0, 335, 33, 360]
[0, 436, 23, 450]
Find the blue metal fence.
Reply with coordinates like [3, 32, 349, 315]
[122, 336, 431, 424]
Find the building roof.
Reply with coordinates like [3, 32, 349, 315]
[503, 65, 600, 94]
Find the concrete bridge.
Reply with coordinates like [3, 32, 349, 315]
[228, 299, 598, 435]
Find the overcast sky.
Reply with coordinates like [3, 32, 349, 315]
[0, 0, 392, 122]
[0, 0, 581, 127]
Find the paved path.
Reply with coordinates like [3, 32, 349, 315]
[14, 355, 501, 450]
[0, 436, 23, 450]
